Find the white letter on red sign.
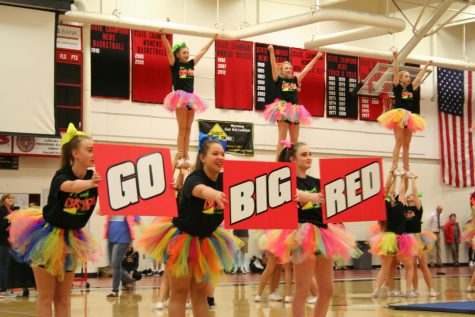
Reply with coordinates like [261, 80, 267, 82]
[361, 162, 380, 200]
[107, 161, 138, 210]
[230, 181, 255, 224]
[136, 153, 166, 200]
[268, 167, 292, 208]
[325, 179, 346, 218]
[345, 170, 361, 209]
[255, 175, 268, 214]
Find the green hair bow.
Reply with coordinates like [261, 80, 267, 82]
[61, 123, 89, 146]
[172, 42, 187, 52]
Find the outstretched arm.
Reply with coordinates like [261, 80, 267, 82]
[384, 172, 395, 197]
[160, 29, 175, 66]
[392, 50, 399, 86]
[268, 45, 279, 82]
[194, 35, 218, 66]
[412, 60, 432, 89]
[397, 175, 406, 205]
[296, 52, 323, 83]
[411, 177, 422, 209]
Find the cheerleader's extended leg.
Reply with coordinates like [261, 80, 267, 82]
[256, 253, 279, 299]
[168, 271, 193, 317]
[289, 122, 300, 145]
[276, 121, 290, 161]
[313, 256, 334, 317]
[392, 125, 404, 169]
[189, 278, 211, 317]
[398, 255, 415, 296]
[373, 255, 394, 296]
[183, 108, 196, 160]
[283, 262, 293, 300]
[415, 251, 435, 293]
[33, 267, 75, 317]
[402, 128, 413, 172]
[176, 107, 196, 161]
[293, 258, 315, 317]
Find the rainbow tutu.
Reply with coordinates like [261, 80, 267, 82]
[377, 108, 426, 132]
[137, 221, 243, 284]
[370, 232, 418, 259]
[462, 221, 475, 250]
[7, 209, 99, 281]
[263, 99, 312, 126]
[163, 90, 207, 113]
[414, 231, 437, 252]
[259, 223, 361, 264]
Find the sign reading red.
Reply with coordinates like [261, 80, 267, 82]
[94, 144, 177, 216]
[223, 160, 298, 229]
[320, 158, 386, 223]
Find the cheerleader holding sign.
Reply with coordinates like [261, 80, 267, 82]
[263, 45, 322, 160]
[161, 30, 217, 169]
[377, 51, 432, 177]
[7, 123, 100, 317]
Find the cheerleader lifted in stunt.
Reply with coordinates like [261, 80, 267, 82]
[263, 45, 322, 160]
[160, 30, 217, 171]
[377, 51, 432, 177]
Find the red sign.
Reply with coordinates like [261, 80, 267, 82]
[223, 160, 298, 229]
[290, 48, 325, 117]
[215, 40, 253, 110]
[132, 31, 173, 103]
[94, 144, 177, 216]
[320, 158, 386, 223]
[359, 57, 389, 121]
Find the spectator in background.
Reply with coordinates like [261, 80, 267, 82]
[104, 215, 141, 298]
[427, 205, 443, 267]
[0, 194, 14, 297]
[443, 213, 462, 267]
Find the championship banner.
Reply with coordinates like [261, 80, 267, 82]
[359, 57, 388, 121]
[198, 120, 254, 156]
[132, 31, 173, 103]
[94, 144, 177, 216]
[215, 39, 253, 110]
[91, 25, 130, 99]
[255, 43, 290, 111]
[290, 48, 325, 117]
[223, 160, 297, 229]
[320, 158, 386, 223]
[326, 54, 358, 119]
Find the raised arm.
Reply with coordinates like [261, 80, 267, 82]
[384, 171, 395, 197]
[60, 171, 101, 194]
[268, 45, 279, 82]
[397, 175, 407, 205]
[392, 50, 400, 86]
[194, 35, 217, 66]
[160, 30, 175, 66]
[411, 177, 422, 209]
[296, 52, 323, 83]
[412, 60, 432, 90]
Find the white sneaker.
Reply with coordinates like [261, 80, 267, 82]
[185, 301, 192, 309]
[394, 168, 406, 176]
[240, 265, 248, 274]
[284, 296, 293, 303]
[269, 292, 283, 301]
[254, 294, 262, 302]
[306, 296, 317, 304]
[388, 290, 402, 297]
[429, 289, 438, 297]
[470, 261, 474, 267]
[371, 290, 380, 298]
[405, 291, 418, 298]
[467, 285, 475, 292]
[413, 289, 419, 296]
[154, 301, 165, 310]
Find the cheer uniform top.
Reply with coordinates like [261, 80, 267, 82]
[276, 76, 299, 104]
[297, 176, 327, 228]
[172, 169, 223, 238]
[405, 205, 423, 234]
[393, 83, 415, 112]
[43, 166, 98, 230]
[171, 59, 195, 93]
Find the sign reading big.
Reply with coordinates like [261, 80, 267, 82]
[94, 144, 177, 216]
[224, 160, 298, 229]
[320, 158, 386, 223]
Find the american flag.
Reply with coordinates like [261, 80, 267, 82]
[438, 67, 475, 187]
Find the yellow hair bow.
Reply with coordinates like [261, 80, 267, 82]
[61, 123, 89, 146]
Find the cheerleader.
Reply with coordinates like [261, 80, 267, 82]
[264, 46, 322, 160]
[7, 123, 100, 317]
[377, 51, 432, 177]
[268, 142, 360, 317]
[139, 139, 242, 317]
[160, 30, 217, 170]
[404, 177, 438, 297]
[463, 192, 475, 292]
